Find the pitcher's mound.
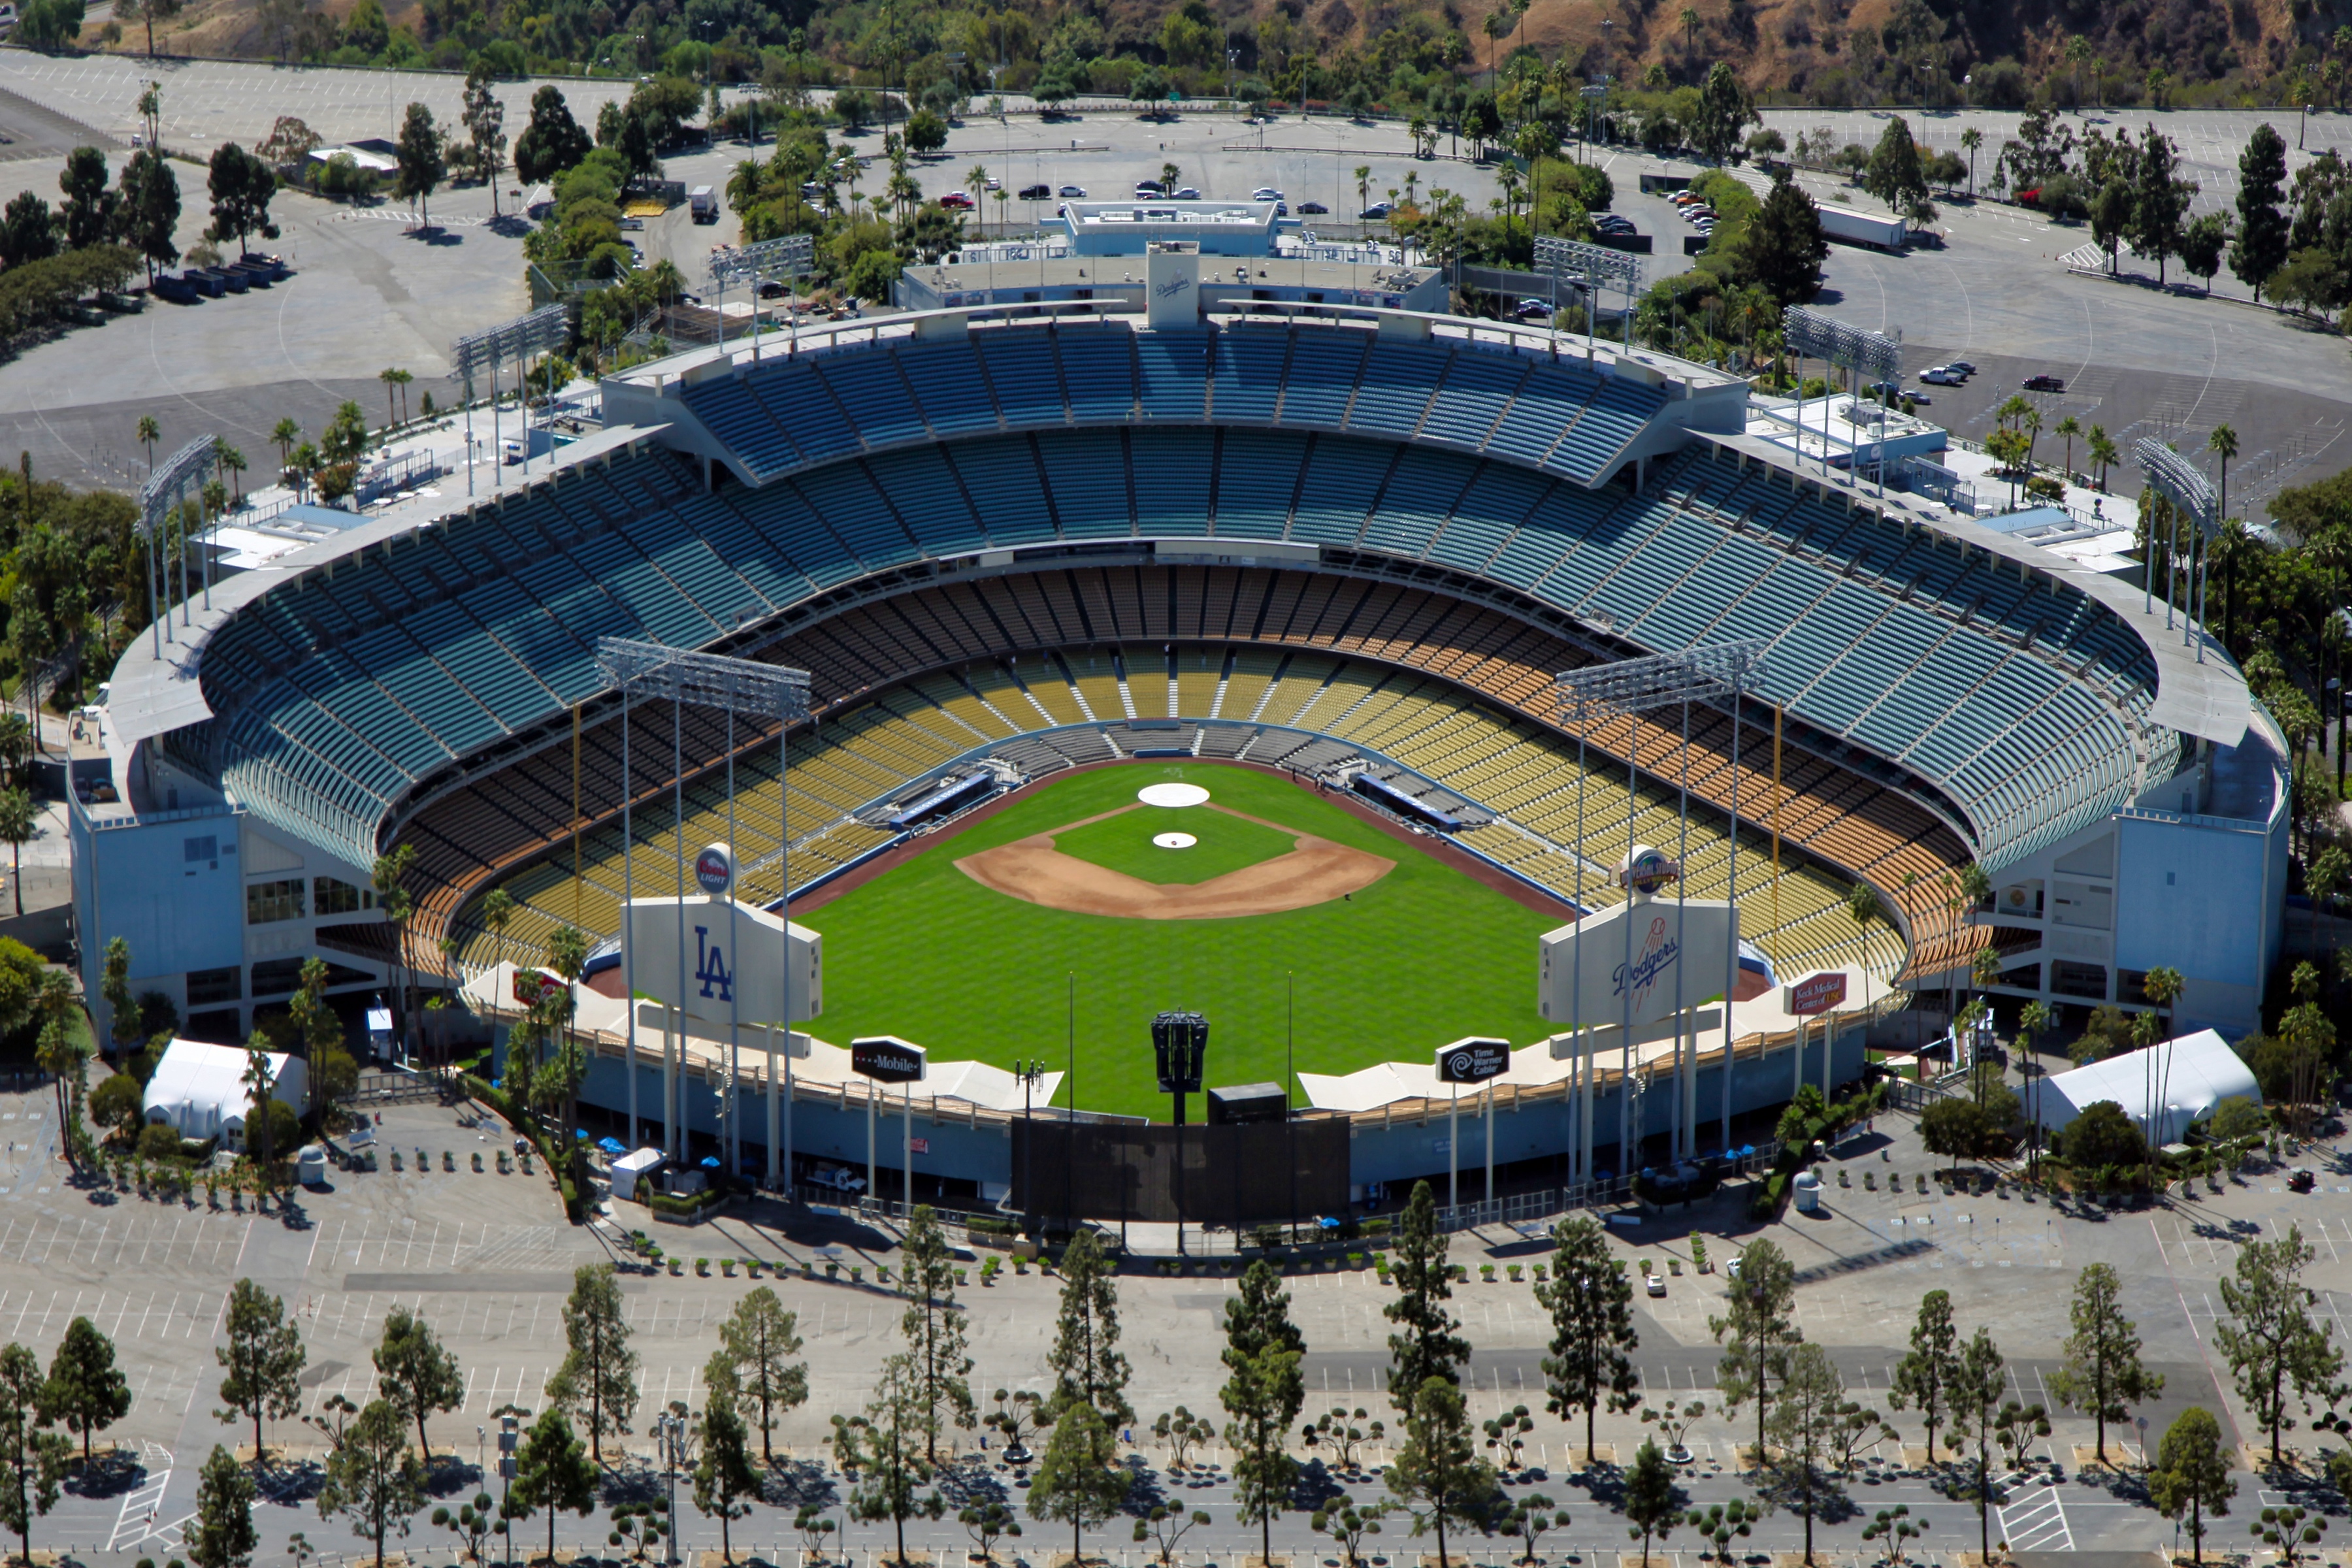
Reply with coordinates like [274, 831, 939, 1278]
[957, 804, 1394, 919]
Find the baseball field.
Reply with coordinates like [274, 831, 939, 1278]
[802, 761, 1567, 1120]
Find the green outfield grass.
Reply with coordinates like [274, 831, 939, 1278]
[803, 762, 1563, 1120]
[1049, 802, 1300, 885]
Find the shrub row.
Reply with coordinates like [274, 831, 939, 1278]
[0, 245, 137, 340]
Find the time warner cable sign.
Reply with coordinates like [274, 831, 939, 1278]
[1536, 847, 1735, 1030]
[623, 841, 823, 1025]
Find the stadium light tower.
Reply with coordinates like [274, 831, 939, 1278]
[1556, 640, 1767, 1188]
[139, 434, 218, 653]
[2134, 436, 2219, 661]
[710, 234, 815, 363]
[451, 304, 567, 497]
[595, 637, 812, 1188]
[1533, 235, 1642, 359]
[1783, 307, 1901, 493]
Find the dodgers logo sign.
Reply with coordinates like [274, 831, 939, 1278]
[1614, 914, 1681, 1014]
[694, 843, 734, 896]
[693, 925, 734, 1003]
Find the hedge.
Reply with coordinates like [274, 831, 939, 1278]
[461, 1072, 586, 1222]
[0, 246, 138, 339]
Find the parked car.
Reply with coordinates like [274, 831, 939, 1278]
[808, 1164, 866, 1194]
[2291, 1168, 2317, 1192]
[983, 175, 1001, 191]
[1298, 201, 1329, 214]
[1947, 359, 1978, 374]
[939, 191, 975, 210]
[1645, 1271, 1667, 1297]
[1174, 186, 1201, 199]
[1250, 186, 1284, 201]
[1274, 202, 1288, 217]
[1134, 181, 1164, 197]
[1595, 215, 1635, 233]
[1920, 365, 1968, 385]
[1514, 298, 1552, 318]
[2023, 373, 2065, 391]
[1058, 184, 1087, 198]
[1018, 182, 1051, 200]
[1360, 201, 1394, 219]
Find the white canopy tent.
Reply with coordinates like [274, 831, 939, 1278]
[142, 1039, 309, 1147]
[2036, 1029, 2259, 1147]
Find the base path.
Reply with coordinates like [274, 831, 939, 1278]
[957, 804, 1394, 919]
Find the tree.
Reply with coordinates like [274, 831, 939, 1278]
[717, 1287, 805, 1465]
[2131, 124, 2195, 286]
[1861, 118, 1927, 214]
[1769, 1344, 1858, 1565]
[1221, 1268, 1303, 1563]
[185, 1443, 258, 1568]
[1535, 1216, 1638, 1463]
[2048, 1263, 2163, 1463]
[2233, 122, 2291, 302]
[905, 109, 947, 154]
[1741, 174, 1829, 306]
[1684, 1498, 1754, 1564]
[2251, 1504, 2329, 1568]
[1386, 1180, 1469, 1419]
[1046, 1229, 1132, 1428]
[394, 103, 447, 232]
[0, 1343, 66, 1566]
[1919, 1096, 2007, 1168]
[839, 1353, 946, 1566]
[900, 1207, 975, 1463]
[39, 1315, 130, 1463]
[1311, 1495, 1385, 1567]
[1132, 1501, 1209, 1565]
[2183, 212, 2228, 291]
[1710, 1237, 1799, 1475]
[59, 146, 115, 250]
[317, 1399, 423, 1568]
[963, 1499, 1021, 1561]
[1689, 63, 1753, 163]
[116, 150, 181, 285]
[2060, 1100, 2147, 1169]
[693, 1378, 760, 1565]
[1384, 1377, 1492, 1568]
[546, 1264, 638, 1464]
[2150, 1407, 2236, 1563]
[215, 1279, 304, 1460]
[2215, 1224, 2342, 1466]
[460, 70, 507, 219]
[0, 791, 32, 926]
[203, 143, 278, 254]
[1024, 1397, 1126, 1561]
[514, 86, 592, 182]
[1620, 1439, 1682, 1568]
[374, 1307, 462, 1467]
[437, 1491, 500, 1566]
[1950, 1328, 2005, 1561]
[0, 193, 56, 270]
[508, 1409, 597, 1565]
[1889, 1290, 1959, 1465]
[1497, 1493, 1563, 1564]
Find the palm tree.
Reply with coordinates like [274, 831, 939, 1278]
[2208, 424, 2238, 523]
[1679, 6, 1701, 52]
[2019, 405, 2043, 472]
[2054, 415, 2082, 483]
[966, 162, 990, 233]
[2065, 35, 2091, 106]
[135, 414, 158, 477]
[379, 368, 402, 432]
[1846, 880, 1880, 998]
[2087, 425, 2117, 492]
[1482, 8, 1510, 80]
[2017, 1000, 2053, 1177]
[0, 787, 34, 918]
[270, 417, 299, 473]
[482, 886, 515, 972]
[1355, 164, 1372, 220]
[1959, 127, 1982, 197]
[391, 369, 414, 426]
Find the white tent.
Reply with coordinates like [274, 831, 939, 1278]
[142, 1039, 309, 1148]
[2037, 1029, 2259, 1147]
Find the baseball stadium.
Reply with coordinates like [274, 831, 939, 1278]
[80, 246, 2286, 1223]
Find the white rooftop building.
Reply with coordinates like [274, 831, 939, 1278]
[141, 1038, 309, 1147]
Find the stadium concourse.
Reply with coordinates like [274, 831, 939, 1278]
[78, 247, 2283, 1211]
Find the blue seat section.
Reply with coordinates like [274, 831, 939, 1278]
[945, 440, 1060, 546]
[973, 332, 1068, 427]
[1343, 342, 1444, 438]
[1288, 436, 1389, 545]
[605, 486, 771, 629]
[1420, 351, 1526, 450]
[1275, 331, 1366, 427]
[1489, 485, 1618, 593]
[1488, 363, 1597, 466]
[1360, 446, 1462, 557]
[896, 342, 1000, 436]
[1550, 375, 1665, 482]
[792, 465, 921, 568]
[1132, 430, 1214, 534]
[670, 491, 817, 606]
[734, 483, 862, 589]
[680, 376, 796, 480]
[813, 354, 928, 451]
[1056, 331, 1137, 423]
[1033, 431, 1132, 538]
[872, 446, 983, 555]
[1211, 329, 1288, 425]
[1428, 463, 1547, 572]
[1137, 333, 1211, 421]
[1213, 431, 1302, 540]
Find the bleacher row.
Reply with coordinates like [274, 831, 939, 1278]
[679, 318, 1669, 491]
[420, 566, 1957, 977]
[448, 642, 1899, 987]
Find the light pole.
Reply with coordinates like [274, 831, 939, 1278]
[659, 1408, 689, 1565]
